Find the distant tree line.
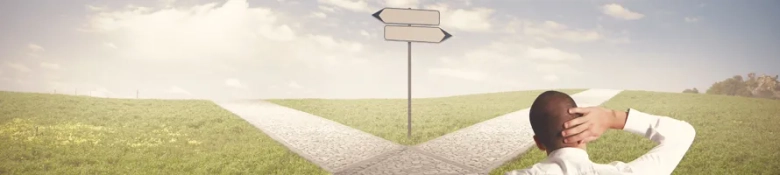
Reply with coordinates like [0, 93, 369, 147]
[683, 72, 780, 100]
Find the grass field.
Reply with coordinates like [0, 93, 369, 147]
[268, 89, 584, 145]
[491, 91, 780, 175]
[0, 91, 327, 175]
[4, 90, 778, 175]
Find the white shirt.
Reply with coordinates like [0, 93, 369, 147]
[506, 108, 697, 175]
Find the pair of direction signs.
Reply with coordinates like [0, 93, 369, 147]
[372, 7, 452, 138]
[373, 8, 452, 43]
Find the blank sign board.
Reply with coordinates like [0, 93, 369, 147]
[384, 25, 452, 43]
[373, 8, 440, 25]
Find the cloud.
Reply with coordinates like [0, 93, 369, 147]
[287, 81, 303, 89]
[104, 42, 118, 49]
[86, 5, 107, 11]
[88, 87, 113, 98]
[167, 86, 192, 95]
[318, 6, 336, 13]
[601, 4, 644, 20]
[524, 47, 582, 62]
[5, 62, 31, 73]
[684, 17, 699, 23]
[225, 78, 246, 89]
[84, 0, 300, 61]
[428, 67, 487, 81]
[384, 0, 419, 8]
[28, 44, 45, 52]
[534, 63, 582, 77]
[507, 20, 603, 42]
[318, 0, 372, 12]
[425, 3, 494, 32]
[310, 11, 327, 18]
[82, 0, 365, 72]
[160, 0, 177, 7]
[39, 62, 61, 70]
[359, 29, 372, 38]
[543, 74, 559, 82]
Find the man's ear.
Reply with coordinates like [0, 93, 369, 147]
[533, 135, 546, 151]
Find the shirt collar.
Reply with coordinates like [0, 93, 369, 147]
[547, 147, 591, 162]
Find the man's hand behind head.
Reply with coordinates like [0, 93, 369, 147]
[561, 107, 628, 144]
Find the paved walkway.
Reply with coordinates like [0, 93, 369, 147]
[415, 89, 624, 174]
[215, 89, 624, 175]
[215, 101, 405, 173]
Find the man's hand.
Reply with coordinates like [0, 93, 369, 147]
[561, 107, 627, 144]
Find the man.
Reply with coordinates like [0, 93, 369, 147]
[507, 90, 696, 175]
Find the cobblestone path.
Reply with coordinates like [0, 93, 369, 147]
[215, 101, 405, 173]
[415, 89, 623, 174]
[216, 89, 623, 175]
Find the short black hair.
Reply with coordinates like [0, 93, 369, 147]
[529, 90, 580, 151]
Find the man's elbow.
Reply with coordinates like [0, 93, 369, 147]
[679, 121, 697, 144]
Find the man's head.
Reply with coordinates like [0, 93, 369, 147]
[529, 90, 584, 154]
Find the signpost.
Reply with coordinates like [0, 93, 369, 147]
[372, 7, 452, 138]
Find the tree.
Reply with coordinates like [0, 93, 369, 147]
[706, 73, 780, 100]
[706, 75, 751, 97]
[751, 74, 780, 99]
[682, 88, 699, 94]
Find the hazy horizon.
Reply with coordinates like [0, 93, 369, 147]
[1, 0, 779, 100]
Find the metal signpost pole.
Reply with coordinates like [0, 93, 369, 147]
[372, 7, 452, 139]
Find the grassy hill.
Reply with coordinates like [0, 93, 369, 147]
[0, 91, 326, 175]
[3, 90, 778, 175]
[268, 89, 584, 145]
[491, 91, 780, 175]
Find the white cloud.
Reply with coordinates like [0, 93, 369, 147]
[86, 5, 107, 11]
[508, 20, 603, 42]
[83, 0, 364, 73]
[359, 30, 371, 38]
[160, 0, 177, 7]
[225, 78, 246, 89]
[104, 42, 118, 49]
[543, 74, 559, 82]
[40, 62, 61, 70]
[385, 0, 419, 8]
[535, 63, 582, 76]
[167, 86, 192, 95]
[684, 17, 699, 23]
[28, 44, 45, 52]
[318, 0, 372, 12]
[601, 4, 644, 20]
[318, 6, 336, 13]
[287, 81, 303, 89]
[88, 87, 113, 98]
[426, 3, 494, 32]
[461, 0, 472, 6]
[310, 11, 327, 18]
[428, 67, 487, 81]
[84, 0, 300, 61]
[524, 47, 582, 62]
[5, 62, 31, 73]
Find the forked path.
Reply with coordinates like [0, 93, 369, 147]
[215, 101, 406, 173]
[216, 89, 623, 175]
[415, 89, 624, 174]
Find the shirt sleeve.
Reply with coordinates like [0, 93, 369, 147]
[504, 169, 532, 175]
[621, 108, 697, 175]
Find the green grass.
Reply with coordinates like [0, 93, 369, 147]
[268, 89, 585, 145]
[491, 91, 780, 175]
[0, 91, 327, 175]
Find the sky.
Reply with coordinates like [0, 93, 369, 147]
[0, 0, 779, 100]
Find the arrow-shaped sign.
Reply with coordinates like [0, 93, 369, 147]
[384, 25, 452, 43]
[372, 8, 440, 26]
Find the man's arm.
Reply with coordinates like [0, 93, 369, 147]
[615, 108, 697, 175]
